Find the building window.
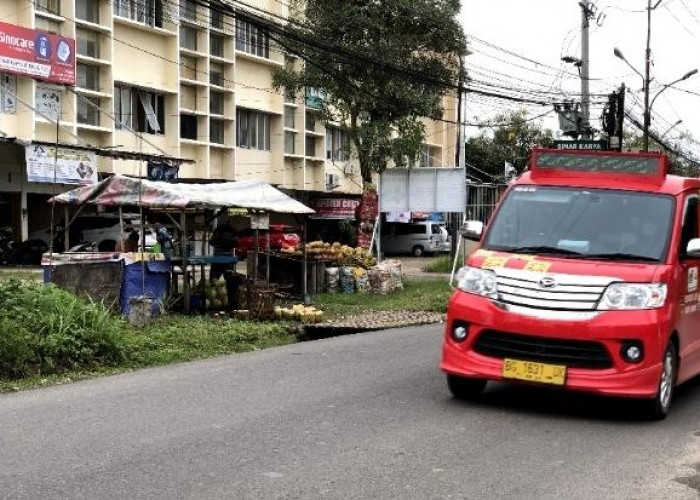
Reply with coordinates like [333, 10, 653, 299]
[35, 0, 60, 15]
[76, 0, 100, 23]
[210, 119, 224, 144]
[113, 0, 163, 28]
[284, 88, 295, 104]
[419, 145, 438, 168]
[236, 109, 270, 151]
[180, 56, 197, 80]
[0, 74, 17, 115]
[210, 34, 224, 58]
[210, 91, 224, 115]
[235, 19, 269, 58]
[179, 0, 197, 21]
[77, 64, 100, 91]
[284, 131, 296, 155]
[284, 106, 295, 129]
[210, 62, 224, 86]
[35, 17, 60, 35]
[35, 86, 62, 121]
[77, 96, 101, 126]
[77, 29, 100, 58]
[305, 136, 317, 158]
[179, 26, 197, 51]
[211, 8, 223, 30]
[180, 114, 197, 140]
[114, 85, 165, 134]
[326, 127, 350, 161]
[305, 111, 316, 132]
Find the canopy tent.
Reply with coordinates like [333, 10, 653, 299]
[50, 174, 315, 214]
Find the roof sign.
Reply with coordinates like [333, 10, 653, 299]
[531, 149, 666, 178]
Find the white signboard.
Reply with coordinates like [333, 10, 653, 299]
[25, 145, 97, 185]
[35, 85, 61, 121]
[380, 168, 466, 213]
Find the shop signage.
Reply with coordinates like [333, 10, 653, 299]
[309, 197, 360, 218]
[0, 21, 75, 85]
[25, 145, 97, 185]
[385, 212, 411, 223]
[554, 140, 608, 151]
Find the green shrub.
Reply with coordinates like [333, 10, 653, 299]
[0, 280, 126, 378]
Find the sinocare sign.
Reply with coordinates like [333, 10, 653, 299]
[0, 21, 75, 85]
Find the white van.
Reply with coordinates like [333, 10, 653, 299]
[381, 221, 450, 257]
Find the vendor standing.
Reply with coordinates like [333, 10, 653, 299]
[209, 217, 238, 280]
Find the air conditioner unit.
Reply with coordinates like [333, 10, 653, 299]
[326, 173, 340, 190]
[343, 163, 355, 175]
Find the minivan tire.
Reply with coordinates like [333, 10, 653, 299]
[447, 374, 487, 400]
[412, 245, 424, 257]
[642, 340, 677, 421]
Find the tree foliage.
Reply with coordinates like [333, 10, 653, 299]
[623, 127, 699, 177]
[272, 0, 467, 185]
[464, 110, 555, 181]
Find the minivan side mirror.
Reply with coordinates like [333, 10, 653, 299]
[687, 238, 700, 258]
[460, 221, 484, 242]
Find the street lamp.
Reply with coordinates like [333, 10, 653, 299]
[660, 119, 682, 140]
[614, 46, 697, 151]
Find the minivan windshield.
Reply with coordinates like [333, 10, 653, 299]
[483, 186, 675, 262]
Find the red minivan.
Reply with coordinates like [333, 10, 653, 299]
[442, 148, 700, 419]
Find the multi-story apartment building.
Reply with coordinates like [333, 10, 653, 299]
[0, 0, 459, 242]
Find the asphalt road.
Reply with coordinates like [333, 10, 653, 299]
[2, 325, 700, 499]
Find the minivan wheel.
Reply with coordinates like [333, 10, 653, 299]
[447, 374, 487, 400]
[412, 245, 424, 257]
[642, 341, 677, 420]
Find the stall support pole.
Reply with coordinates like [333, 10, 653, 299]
[266, 227, 270, 286]
[254, 215, 259, 285]
[302, 218, 309, 304]
[63, 206, 69, 252]
[118, 207, 124, 251]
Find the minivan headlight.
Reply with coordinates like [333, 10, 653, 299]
[598, 283, 667, 310]
[455, 266, 498, 298]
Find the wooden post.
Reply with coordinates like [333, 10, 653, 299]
[63, 206, 69, 252]
[302, 217, 308, 304]
[118, 207, 124, 252]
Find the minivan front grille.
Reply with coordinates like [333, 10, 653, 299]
[473, 330, 613, 369]
[494, 268, 616, 311]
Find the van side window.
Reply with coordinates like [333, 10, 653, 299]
[680, 197, 699, 258]
[431, 224, 442, 235]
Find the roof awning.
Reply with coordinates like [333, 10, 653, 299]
[49, 174, 315, 214]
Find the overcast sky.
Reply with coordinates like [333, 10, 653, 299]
[460, 0, 700, 153]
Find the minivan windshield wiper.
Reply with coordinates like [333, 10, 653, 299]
[579, 252, 658, 262]
[488, 245, 583, 256]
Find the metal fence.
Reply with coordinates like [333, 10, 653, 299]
[465, 183, 508, 224]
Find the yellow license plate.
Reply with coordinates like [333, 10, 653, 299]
[502, 359, 567, 386]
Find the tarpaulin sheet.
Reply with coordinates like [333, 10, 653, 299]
[50, 174, 315, 214]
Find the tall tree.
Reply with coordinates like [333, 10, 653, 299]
[464, 109, 555, 181]
[271, 0, 468, 186]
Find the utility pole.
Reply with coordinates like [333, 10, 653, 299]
[643, 0, 658, 152]
[579, 1, 595, 140]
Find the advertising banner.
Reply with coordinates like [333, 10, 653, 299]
[26, 144, 97, 185]
[0, 21, 75, 85]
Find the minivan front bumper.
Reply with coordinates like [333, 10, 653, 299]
[441, 291, 668, 398]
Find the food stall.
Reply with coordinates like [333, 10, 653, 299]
[48, 174, 315, 318]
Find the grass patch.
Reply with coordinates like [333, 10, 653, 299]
[123, 317, 297, 368]
[0, 279, 298, 392]
[422, 255, 463, 273]
[314, 278, 452, 320]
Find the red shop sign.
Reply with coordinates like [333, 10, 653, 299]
[0, 21, 75, 85]
[309, 197, 361, 218]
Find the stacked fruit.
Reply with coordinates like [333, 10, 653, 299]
[275, 304, 325, 323]
[201, 277, 228, 310]
[301, 241, 378, 269]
